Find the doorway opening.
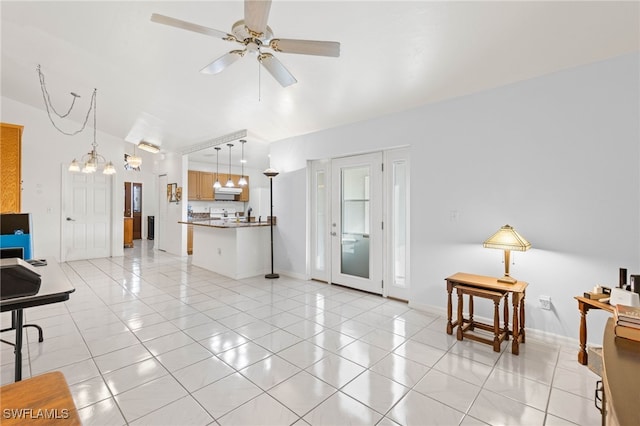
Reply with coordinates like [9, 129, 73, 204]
[309, 148, 410, 300]
[124, 182, 143, 240]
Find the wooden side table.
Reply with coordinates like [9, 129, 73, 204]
[455, 284, 510, 352]
[0, 372, 81, 425]
[446, 272, 528, 355]
[574, 296, 614, 365]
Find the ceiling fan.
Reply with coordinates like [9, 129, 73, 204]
[151, 0, 340, 87]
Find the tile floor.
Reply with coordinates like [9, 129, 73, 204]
[1, 241, 602, 425]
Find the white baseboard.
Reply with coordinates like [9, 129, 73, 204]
[277, 270, 309, 281]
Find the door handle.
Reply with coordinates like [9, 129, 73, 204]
[66, 217, 75, 221]
[331, 232, 337, 236]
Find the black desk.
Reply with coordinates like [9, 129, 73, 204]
[0, 261, 75, 382]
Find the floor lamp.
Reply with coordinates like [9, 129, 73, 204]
[264, 167, 279, 279]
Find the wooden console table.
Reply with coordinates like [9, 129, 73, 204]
[574, 296, 614, 365]
[446, 272, 528, 355]
[0, 371, 81, 425]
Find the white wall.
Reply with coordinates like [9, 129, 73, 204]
[270, 53, 640, 343]
[2, 97, 160, 259]
[2, 97, 125, 260]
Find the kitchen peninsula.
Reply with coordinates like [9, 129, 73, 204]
[180, 219, 272, 280]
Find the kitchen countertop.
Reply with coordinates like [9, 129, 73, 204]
[179, 218, 272, 228]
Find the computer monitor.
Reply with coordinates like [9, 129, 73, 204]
[0, 247, 24, 259]
[0, 213, 33, 260]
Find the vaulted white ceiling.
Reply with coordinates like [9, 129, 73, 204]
[2, 1, 638, 160]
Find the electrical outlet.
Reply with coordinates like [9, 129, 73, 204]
[539, 295, 552, 310]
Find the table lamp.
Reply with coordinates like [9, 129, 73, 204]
[483, 224, 531, 283]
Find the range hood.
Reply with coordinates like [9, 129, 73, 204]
[215, 187, 243, 195]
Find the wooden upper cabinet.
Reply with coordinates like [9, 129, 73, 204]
[199, 172, 215, 200]
[187, 170, 199, 200]
[1, 123, 23, 213]
[187, 170, 249, 202]
[238, 175, 249, 202]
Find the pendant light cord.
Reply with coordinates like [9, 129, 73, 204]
[37, 65, 94, 136]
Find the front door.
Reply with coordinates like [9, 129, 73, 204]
[331, 152, 383, 294]
[62, 169, 112, 261]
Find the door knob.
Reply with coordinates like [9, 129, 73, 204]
[66, 217, 75, 221]
[331, 232, 337, 236]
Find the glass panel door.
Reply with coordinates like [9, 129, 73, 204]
[331, 152, 382, 294]
[341, 166, 370, 279]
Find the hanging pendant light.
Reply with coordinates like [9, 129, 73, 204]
[238, 139, 248, 186]
[213, 147, 222, 189]
[56, 85, 115, 175]
[68, 159, 81, 172]
[126, 145, 142, 168]
[225, 143, 235, 187]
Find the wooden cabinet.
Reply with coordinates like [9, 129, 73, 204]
[188, 171, 215, 201]
[188, 170, 250, 202]
[199, 172, 214, 200]
[124, 217, 134, 248]
[1, 123, 23, 213]
[187, 225, 193, 255]
[238, 175, 249, 202]
[216, 173, 228, 190]
[187, 170, 199, 200]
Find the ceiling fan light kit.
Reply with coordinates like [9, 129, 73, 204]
[151, 0, 340, 87]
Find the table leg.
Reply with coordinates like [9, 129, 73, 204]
[446, 281, 454, 335]
[578, 300, 588, 365]
[512, 293, 520, 355]
[13, 309, 24, 382]
[520, 290, 526, 343]
[456, 289, 463, 340]
[493, 298, 500, 352]
[469, 295, 474, 331]
[503, 293, 510, 341]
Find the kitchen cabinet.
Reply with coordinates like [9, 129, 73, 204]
[188, 170, 250, 202]
[188, 170, 215, 201]
[187, 225, 193, 255]
[199, 172, 214, 200]
[124, 217, 133, 248]
[1, 123, 23, 213]
[238, 176, 250, 202]
[187, 170, 199, 200]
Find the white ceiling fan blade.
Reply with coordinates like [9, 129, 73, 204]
[258, 53, 297, 87]
[200, 50, 245, 75]
[244, 0, 272, 36]
[269, 39, 340, 57]
[151, 13, 234, 41]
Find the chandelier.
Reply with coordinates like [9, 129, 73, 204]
[126, 145, 142, 168]
[37, 65, 115, 174]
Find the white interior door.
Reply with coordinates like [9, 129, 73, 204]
[385, 148, 410, 301]
[62, 169, 112, 261]
[310, 159, 330, 282]
[331, 152, 383, 294]
[157, 174, 167, 251]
